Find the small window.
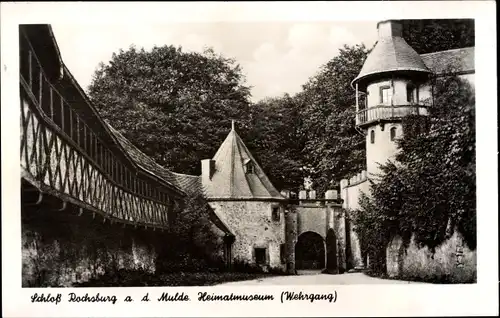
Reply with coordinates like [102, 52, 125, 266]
[370, 130, 375, 144]
[272, 207, 280, 221]
[255, 248, 266, 265]
[406, 83, 419, 103]
[380, 86, 392, 104]
[245, 162, 254, 174]
[390, 127, 397, 141]
[280, 244, 286, 264]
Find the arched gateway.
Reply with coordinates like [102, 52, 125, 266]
[295, 231, 325, 270]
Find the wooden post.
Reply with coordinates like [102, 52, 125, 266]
[39, 71, 43, 106]
[60, 97, 65, 132]
[69, 109, 73, 140]
[355, 83, 359, 125]
[83, 124, 87, 152]
[28, 51, 32, 89]
[391, 77, 395, 107]
[355, 83, 359, 112]
[49, 87, 54, 119]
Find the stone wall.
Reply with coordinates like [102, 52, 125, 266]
[386, 231, 476, 283]
[296, 204, 328, 239]
[284, 206, 298, 274]
[22, 204, 170, 287]
[293, 190, 347, 271]
[208, 200, 286, 271]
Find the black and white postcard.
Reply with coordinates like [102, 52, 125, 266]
[1, 1, 498, 317]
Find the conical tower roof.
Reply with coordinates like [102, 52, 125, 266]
[352, 20, 431, 91]
[203, 122, 285, 200]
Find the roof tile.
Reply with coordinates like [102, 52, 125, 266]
[352, 36, 431, 90]
[420, 47, 475, 75]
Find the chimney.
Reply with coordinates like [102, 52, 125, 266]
[377, 20, 403, 39]
[201, 159, 215, 181]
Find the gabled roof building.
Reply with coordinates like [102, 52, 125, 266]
[201, 121, 285, 201]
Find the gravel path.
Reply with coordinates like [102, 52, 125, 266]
[217, 271, 428, 285]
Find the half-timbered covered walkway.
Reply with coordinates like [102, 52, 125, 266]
[19, 24, 232, 287]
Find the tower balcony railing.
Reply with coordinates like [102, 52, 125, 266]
[355, 104, 429, 127]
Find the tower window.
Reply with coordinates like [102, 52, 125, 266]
[380, 86, 392, 104]
[254, 248, 266, 265]
[406, 83, 419, 103]
[390, 127, 397, 141]
[370, 130, 375, 144]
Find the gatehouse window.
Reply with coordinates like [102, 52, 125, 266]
[254, 248, 266, 265]
[390, 127, 397, 141]
[370, 130, 375, 144]
[272, 206, 280, 221]
[380, 86, 392, 104]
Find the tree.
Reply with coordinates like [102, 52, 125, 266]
[351, 75, 476, 274]
[402, 19, 475, 54]
[157, 193, 225, 272]
[245, 94, 306, 191]
[298, 44, 370, 194]
[88, 45, 252, 175]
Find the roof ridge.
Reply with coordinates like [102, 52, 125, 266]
[420, 46, 475, 56]
[235, 132, 280, 198]
[204, 127, 284, 200]
[169, 170, 200, 178]
[229, 130, 236, 198]
[236, 134, 256, 197]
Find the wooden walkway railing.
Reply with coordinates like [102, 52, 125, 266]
[19, 27, 184, 230]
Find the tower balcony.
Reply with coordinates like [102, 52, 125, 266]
[355, 104, 429, 128]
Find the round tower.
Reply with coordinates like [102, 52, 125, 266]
[352, 20, 432, 177]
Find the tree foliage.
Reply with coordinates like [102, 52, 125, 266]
[245, 94, 306, 191]
[297, 44, 370, 193]
[351, 75, 476, 273]
[157, 193, 226, 272]
[87, 21, 474, 196]
[88, 45, 309, 191]
[88, 45, 252, 175]
[402, 19, 475, 54]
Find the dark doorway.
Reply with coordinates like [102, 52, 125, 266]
[325, 228, 339, 274]
[295, 232, 325, 270]
[223, 234, 234, 269]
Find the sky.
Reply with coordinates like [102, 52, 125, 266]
[51, 21, 378, 102]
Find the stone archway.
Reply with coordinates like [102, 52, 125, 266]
[295, 231, 325, 270]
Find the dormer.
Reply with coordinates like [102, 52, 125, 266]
[244, 159, 254, 174]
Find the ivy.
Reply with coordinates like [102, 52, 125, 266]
[351, 75, 476, 273]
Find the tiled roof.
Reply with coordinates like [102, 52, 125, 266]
[106, 123, 201, 196]
[420, 47, 475, 75]
[352, 36, 431, 90]
[203, 126, 285, 200]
